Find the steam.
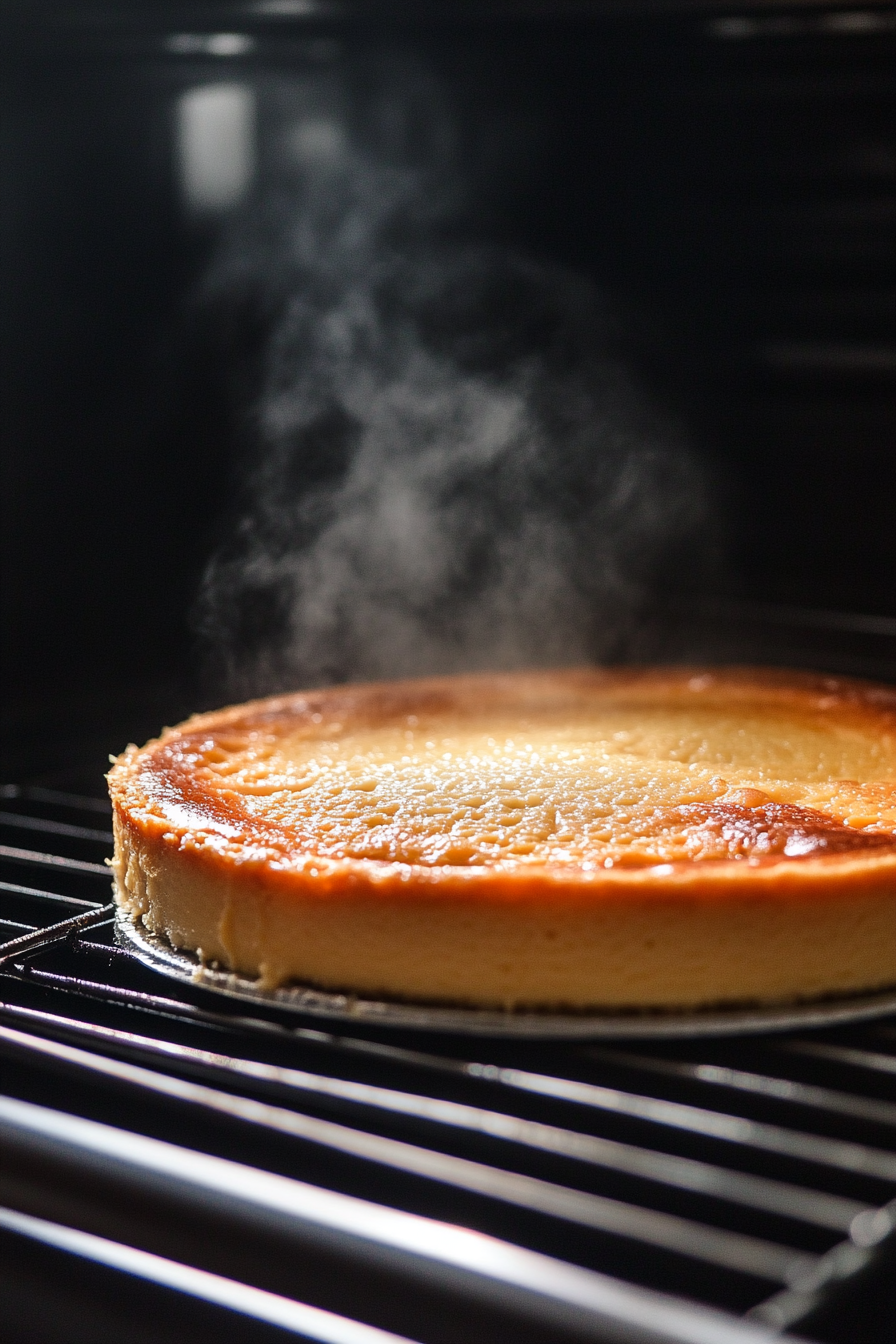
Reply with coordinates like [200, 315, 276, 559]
[196, 60, 708, 695]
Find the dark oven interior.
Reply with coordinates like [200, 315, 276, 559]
[1, 2, 895, 1341]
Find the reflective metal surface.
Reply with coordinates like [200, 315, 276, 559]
[3, 785, 895, 1339]
[116, 905, 896, 1039]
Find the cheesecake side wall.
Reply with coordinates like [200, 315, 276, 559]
[112, 815, 896, 1009]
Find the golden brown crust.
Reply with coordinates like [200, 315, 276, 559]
[109, 666, 896, 892]
[108, 667, 896, 1006]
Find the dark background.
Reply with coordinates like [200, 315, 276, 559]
[2, 0, 894, 780]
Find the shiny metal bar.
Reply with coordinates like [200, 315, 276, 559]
[0, 1205, 418, 1344]
[0, 1024, 816, 1285]
[476, 1065, 896, 1182]
[0, 1094, 812, 1344]
[18, 786, 112, 814]
[0, 906, 114, 963]
[0, 844, 110, 877]
[778, 1040, 896, 1077]
[0, 1002, 870, 1236]
[583, 1047, 896, 1128]
[0, 879, 102, 909]
[0, 811, 113, 844]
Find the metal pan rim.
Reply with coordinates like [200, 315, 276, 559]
[116, 906, 896, 1039]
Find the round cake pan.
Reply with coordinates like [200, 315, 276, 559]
[115, 908, 896, 1039]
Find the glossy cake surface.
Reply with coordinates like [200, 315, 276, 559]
[109, 668, 896, 1009]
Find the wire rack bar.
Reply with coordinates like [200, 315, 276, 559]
[2, 789, 894, 1342]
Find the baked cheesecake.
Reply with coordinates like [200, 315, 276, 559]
[108, 668, 896, 1009]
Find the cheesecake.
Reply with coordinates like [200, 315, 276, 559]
[108, 668, 896, 1010]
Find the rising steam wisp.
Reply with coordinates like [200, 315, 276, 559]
[196, 60, 709, 696]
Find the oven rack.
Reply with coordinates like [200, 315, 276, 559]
[1, 782, 894, 1343]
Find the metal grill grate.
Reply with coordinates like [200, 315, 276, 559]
[1, 782, 894, 1343]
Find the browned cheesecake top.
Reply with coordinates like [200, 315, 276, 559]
[109, 668, 896, 899]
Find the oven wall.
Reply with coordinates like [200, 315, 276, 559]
[2, 5, 894, 776]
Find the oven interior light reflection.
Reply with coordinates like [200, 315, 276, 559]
[177, 82, 257, 213]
